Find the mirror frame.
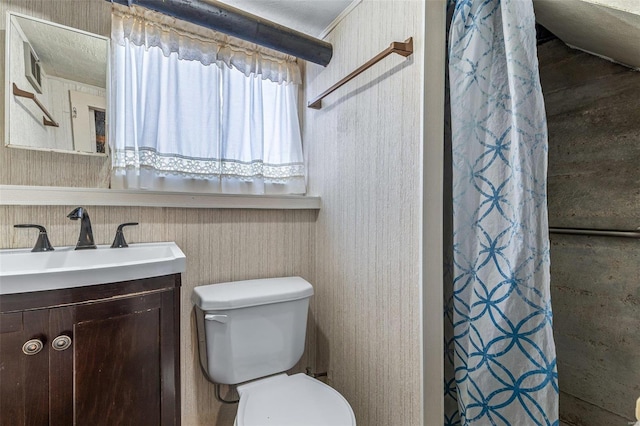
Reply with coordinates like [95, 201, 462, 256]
[4, 12, 110, 157]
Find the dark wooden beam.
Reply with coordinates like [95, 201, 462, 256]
[109, 0, 333, 66]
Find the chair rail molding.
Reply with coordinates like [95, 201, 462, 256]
[0, 185, 321, 210]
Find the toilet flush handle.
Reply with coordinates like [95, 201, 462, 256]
[205, 314, 228, 323]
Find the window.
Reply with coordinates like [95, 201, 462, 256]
[110, 5, 305, 195]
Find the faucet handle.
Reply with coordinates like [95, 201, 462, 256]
[14, 224, 55, 252]
[111, 222, 139, 248]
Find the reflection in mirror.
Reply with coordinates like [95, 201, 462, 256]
[5, 13, 109, 155]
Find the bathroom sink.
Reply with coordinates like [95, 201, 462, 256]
[0, 242, 186, 295]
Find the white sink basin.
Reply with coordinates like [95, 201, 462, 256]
[0, 242, 186, 295]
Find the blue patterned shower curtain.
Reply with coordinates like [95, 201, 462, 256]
[445, 0, 559, 425]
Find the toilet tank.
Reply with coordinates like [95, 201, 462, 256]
[192, 277, 314, 385]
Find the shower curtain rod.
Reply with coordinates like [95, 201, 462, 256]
[549, 227, 640, 238]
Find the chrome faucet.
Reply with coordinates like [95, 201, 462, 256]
[67, 207, 96, 250]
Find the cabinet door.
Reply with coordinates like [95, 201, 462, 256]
[0, 310, 54, 426]
[72, 289, 178, 426]
[49, 306, 75, 426]
[0, 276, 180, 426]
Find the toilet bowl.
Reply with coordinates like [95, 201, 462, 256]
[233, 374, 355, 426]
[192, 277, 356, 425]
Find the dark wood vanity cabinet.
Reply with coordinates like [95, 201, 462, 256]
[0, 274, 181, 426]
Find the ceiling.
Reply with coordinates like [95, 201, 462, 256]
[218, 0, 358, 37]
[15, 15, 108, 88]
[534, 0, 640, 69]
[218, 0, 639, 70]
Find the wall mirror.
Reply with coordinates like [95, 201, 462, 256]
[4, 12, 109, 156]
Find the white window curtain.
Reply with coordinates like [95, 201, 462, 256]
[110, 5, 306, 194]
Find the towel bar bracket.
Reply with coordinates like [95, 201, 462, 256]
[12, 83, 59, 127]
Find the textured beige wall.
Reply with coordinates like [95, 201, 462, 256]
[0, 2, 317, 425]
[2, 0, 430, 425]
[304, 1, 424, 425]
[0, 205, 317, 425]
[0, 0, 111, 187]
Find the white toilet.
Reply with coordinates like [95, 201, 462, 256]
[192, 276, 356, 426]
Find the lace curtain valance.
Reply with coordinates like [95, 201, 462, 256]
[111, 4, 301, 84]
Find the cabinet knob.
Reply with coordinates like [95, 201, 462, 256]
[22, 339, 44, 355]
[51, 335, 72, 351]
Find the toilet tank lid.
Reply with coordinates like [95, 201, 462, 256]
[192, 277, 314, 310]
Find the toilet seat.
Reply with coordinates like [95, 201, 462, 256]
[235, 373, 356, 426]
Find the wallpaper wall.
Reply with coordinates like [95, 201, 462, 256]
[1, 7, 317, 425]
[304, 0, 424, 424]
[1, 0, 430, 425]
[0, 205, 317, 425]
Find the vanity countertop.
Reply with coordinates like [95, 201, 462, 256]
[0, 242, 186, 295]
